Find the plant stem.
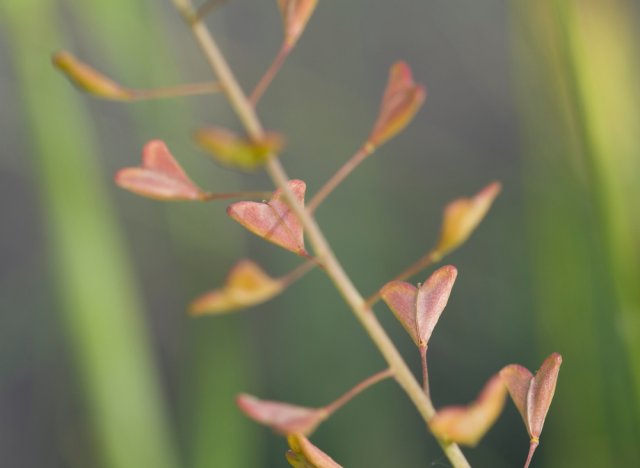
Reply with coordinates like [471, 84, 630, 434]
[250, 43, 291, 107]
[279, 258, 318, 289]
[420, 346, 431, 398]
[201, 190, 272, 201]
[194, 0, 227, 22]
[173, 2, 470, 466]
[130, 81, 221, 100]
[307, 145, 373, 213]
[366, 249, 440, 307]
[524, 439, 539, 468]
[324, 369, 394, 415]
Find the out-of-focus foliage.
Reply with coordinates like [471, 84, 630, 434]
[514, 1, 640, 466]
[1, 3, 180, 468]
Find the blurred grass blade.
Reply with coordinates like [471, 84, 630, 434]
[560, 1, 640, 388]
[61, 1, 262, 466]
[1, 3, 180, 468]
[512, 0, 640, 465]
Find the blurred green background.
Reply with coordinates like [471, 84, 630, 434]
[1, 0, 639, 467]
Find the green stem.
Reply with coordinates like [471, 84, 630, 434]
[173, 2, 470, 466]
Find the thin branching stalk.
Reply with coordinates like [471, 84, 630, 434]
[130, 81, 221, 100]
[250, 44, 290, 106]
[366, 250, 440, 307]
[172, 1, 471, 466]
[279, 258, 318, 289]
[307, 145, 373, 213]
[323, 369, 394, 415]
[420, 347, 431, 398]
[194, 0, 227, 22]
[524, 439, 539, 468]
[202, 190, 272, 201]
